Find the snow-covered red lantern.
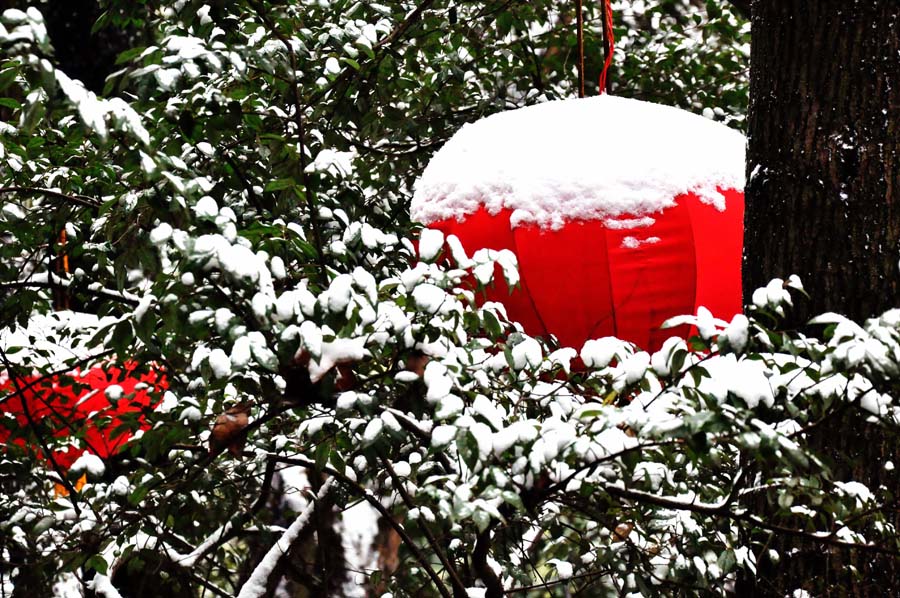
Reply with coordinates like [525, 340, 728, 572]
[412, 96, 745, 351]
[0, 314, 166, 470]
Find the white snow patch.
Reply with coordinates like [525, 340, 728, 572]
[511, 337, 542, 369]
[547, 558, 574, 579]
[834, 481, 874, 505]
[412, 95, 745, 230]
[581, 337, 631, 368]
[621, 235, 660, 249]
[432, 424, 457, 447]
[411, 283, 446, 314]
[194, 195, 219, 218]
[149, 223, 173, 245]
[308, 337, 369, 383]
[306, 148, 355, 177]
[339, 500, 381, 597]
[104, 385, 124, 400]
[87, 575, 123, 598]
[418, 228, 445, 261]
[70, 453, 106, 477]
[208, 348, 232, 379]
[724, 313, 750, 352]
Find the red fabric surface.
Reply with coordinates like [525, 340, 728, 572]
[0, 363, 166, 468]
[513, 219, 616, 348]
[603, 200, 697, 349]
[687, 188, 745, 322]
[427, 190, 743, 351]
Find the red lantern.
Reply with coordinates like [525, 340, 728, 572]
[0, 363, 165, 468]
[0, 315, 166, 469]
[412, 96, 745, 351]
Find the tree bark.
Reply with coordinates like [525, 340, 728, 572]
[743, 1, 900, 595]
[744, 1, 900, 324]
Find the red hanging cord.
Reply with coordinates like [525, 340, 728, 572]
[576, 0, 585, 98]
[598, 0, 614, 94]
[54, 228, 70, 311]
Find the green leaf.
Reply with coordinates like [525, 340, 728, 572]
[341, 57, 361, 71]
[115, 46, 147, 65]
[0, 68, 17, 92]
[358, 43, 375, 60]
[500, 490, 524, 512]
[128, 484, 150, 506]
[483, 310, 501, 339]
[90, 10, 111, 35]
[314, 441, 330, 472]
[717, 549, 737, 573]
[458, 430, 479, 470]
[473, 508, 491, 532]
[264, 178, 296, 192]
[85, 554, 109, 575]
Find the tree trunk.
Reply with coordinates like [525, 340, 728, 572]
[743, 1, 900, 595]
[744, 1, 900, 324]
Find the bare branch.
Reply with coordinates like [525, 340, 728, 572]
[0, 186, 101, 209]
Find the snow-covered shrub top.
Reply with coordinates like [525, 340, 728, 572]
[412, 95, 746, 230]
[0, 312, 113, 372]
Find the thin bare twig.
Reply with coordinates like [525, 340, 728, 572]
[380, 455, 467, 596]
[0, 186, 101, 209]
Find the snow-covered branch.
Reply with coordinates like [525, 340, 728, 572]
[236, 478, 334, 598]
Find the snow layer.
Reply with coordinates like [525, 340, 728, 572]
[412, 95, 745, 230]
[0, 311, 114, 370]
[70, 453, 106, 477]
[338, 500, 381, 597]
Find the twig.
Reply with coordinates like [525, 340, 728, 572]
[0, 186, 101, 209]
[380, 455, 467, 597]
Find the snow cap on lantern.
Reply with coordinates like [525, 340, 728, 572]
[412, 95, 746, 351]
